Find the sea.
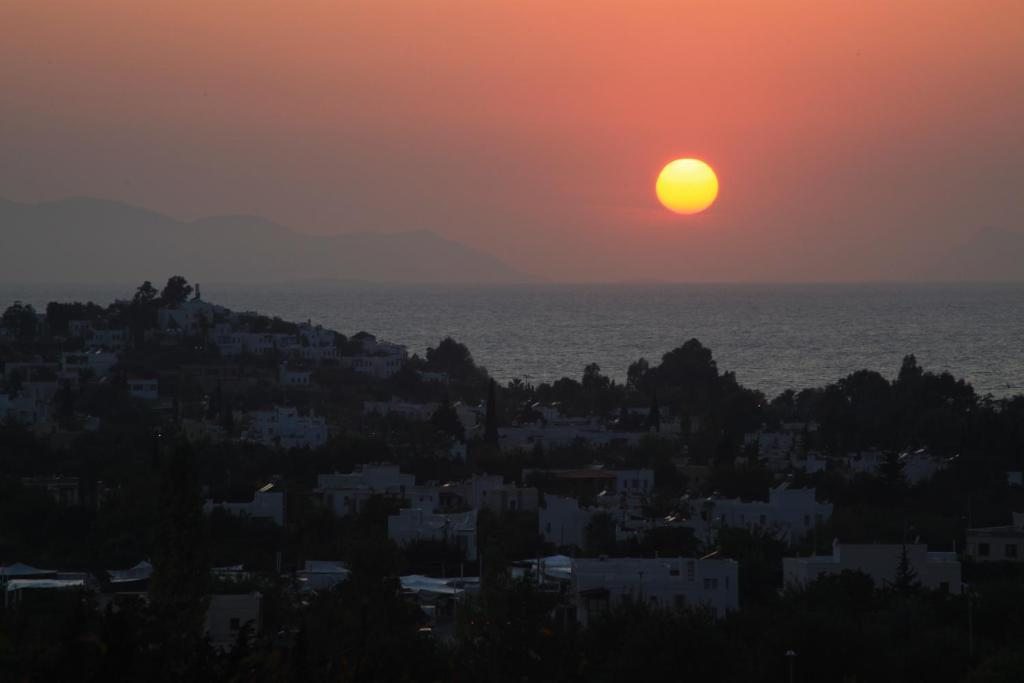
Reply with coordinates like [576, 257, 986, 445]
[3, 282, 1023, 399]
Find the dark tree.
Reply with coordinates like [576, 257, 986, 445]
[159, 276, 193, 306]
[647, 390, 661, 432]
[893, 544, 920, 593]
[2, 301, 39, 339]
[879, 451, 906, 487]
[149, 442, 210, 679]
[484, 378, 499, 446]
[430, 397, 465, 441]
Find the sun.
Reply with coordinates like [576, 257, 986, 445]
[656, 158, 719, 215]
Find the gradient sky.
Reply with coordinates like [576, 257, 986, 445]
[2, 1, 1022, 282]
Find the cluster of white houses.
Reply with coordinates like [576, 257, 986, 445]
[744, 424, 953, 483]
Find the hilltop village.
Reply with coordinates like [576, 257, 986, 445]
[2, 277, 1024, 681]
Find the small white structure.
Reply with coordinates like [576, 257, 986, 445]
[560, 556, 739, 623]
[783, 541, 961, 593]
[966, 513, 1024, 563]
[387, 508, 477, 560]
[127, 376, 159, 401]
[242, 406, 328, 449]
[205, 484, 285, 526]
[206, 593, 261, 651]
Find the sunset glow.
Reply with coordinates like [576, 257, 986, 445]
[656, 159, 719, 215]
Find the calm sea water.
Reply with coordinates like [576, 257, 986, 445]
[3, 282, 1023, 398]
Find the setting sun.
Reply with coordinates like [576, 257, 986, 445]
[656, 158, 719, 215]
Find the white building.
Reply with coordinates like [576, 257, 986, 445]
[127, 377, 159, 401]
[278, 363, 313, 387]
[363, 399, 439, 421]
[296, 323, 339, 362]
[499, 423, 645, 453]
[341, 333, 408, 378]
[61, 350, 119, 378]
[158, 299, 222, 334]
[317, 464, 417, 517]
[205, 593, 261, 651]
[539, 495, 597, 549]
[539, 556, 739, 623]
[296, 560, 351, 592]
[387, 508, 478, 561]
[460, 475, 539, 513]
[783, 541, 961, 593]
[966, 513, 1024, 563]
[685, 483, 833, 546]
[242, 406, 328, 449]
[87, 328, 129, 351]
[205, 484, 285, 526]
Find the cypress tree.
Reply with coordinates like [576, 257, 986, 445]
[484, 379, 499, 446]
[149, 441, 210, 679]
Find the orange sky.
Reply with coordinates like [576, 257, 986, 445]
[2, 1, 1022, 281]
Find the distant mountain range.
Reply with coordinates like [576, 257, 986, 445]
[923, 227, 1024, 282]
[0, 197, 529, 284]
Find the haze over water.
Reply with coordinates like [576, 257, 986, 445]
[6, 282, 1022, 399]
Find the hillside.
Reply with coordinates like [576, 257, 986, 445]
[0, 197, 528, 284]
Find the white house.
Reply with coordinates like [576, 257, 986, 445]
[296, 560, 351, 592]
[783, 540, 961, 593]
[539, 495, 597, 549]
[363, 399, 439, 421]
[966, 513, 1024, 563]
[242, 406, 328, 449]
[564, 556, 739, 623]
[87, 328, 128, 351]
[317, 464, 417, 517]
[127, 377, 159, 401]
[460, 475, 540, 513]
[685, 483, 833, 546]
[499, 423, 645, 453]
[387, 508, 478, 561]
[341, 333, 408, 378]
[278, 363, 313, 387]
[158, 299, 222, 334]
[61, 350, 118, 378]
[205, 484, 285, 526]
[205, 593, 261, 651]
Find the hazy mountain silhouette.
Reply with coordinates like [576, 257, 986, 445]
[924, 227, 1024, 282]
[0, 197, 529, 284]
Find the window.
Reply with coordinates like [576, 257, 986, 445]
[1006, 544, 1018, 559]
[703, 578, 718, 590]
[759, 515, 766, 525]
[939, 582, 950, 593]
[687, 561, 695, 582]
[804, 515, 811, 527]
[979, 543, 990, 557]
[669, 568, 680, 576]
[229, 617, 241, 631]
